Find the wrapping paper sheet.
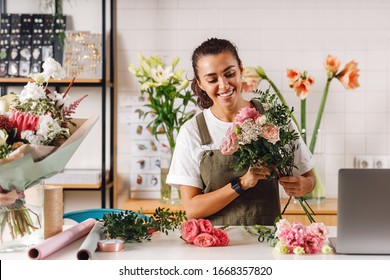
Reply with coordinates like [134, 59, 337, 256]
[28, 218, 96, 260]
[0, 116, 98, 192]
[77, 221, 104, 260]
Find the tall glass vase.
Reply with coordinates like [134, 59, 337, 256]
[306, 129, 326, 203]
[160, 149, 181, 205]
[0, 180, 44, 252]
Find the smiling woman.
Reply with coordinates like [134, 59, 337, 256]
[166, 38, 316, 226]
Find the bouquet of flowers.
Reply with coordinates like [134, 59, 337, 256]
[0, 57, 95, 245]
[220, 89, 315, 223]
[243, 56, 360, 199]
[180, 219, 229, 247]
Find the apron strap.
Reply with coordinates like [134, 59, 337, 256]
[196, 112, 212, 145]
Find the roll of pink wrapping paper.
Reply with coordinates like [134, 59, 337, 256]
[28, 218, 96, 260]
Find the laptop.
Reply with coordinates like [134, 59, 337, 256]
[329, 168, 390, 254]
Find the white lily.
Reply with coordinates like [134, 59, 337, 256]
[151, 65, 173, 85]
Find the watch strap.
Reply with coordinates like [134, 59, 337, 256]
[230, 177, 245, 195]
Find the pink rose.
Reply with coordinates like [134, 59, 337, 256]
[197, 219, 213, 234]
[234, 107, 260, 125]
[325, 54, 341, 75]
[193, 233, 217, 247]
[220, 127, 239, 155]
[180, 219, 199, 244]
[212, 228, 229, 246]
[337, 60, 360, 89]
[261, 123, 280, 144]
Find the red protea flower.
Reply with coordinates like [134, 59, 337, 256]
[9, 111, 39, 135]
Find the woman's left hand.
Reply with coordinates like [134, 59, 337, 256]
[279, 170, 315, 197]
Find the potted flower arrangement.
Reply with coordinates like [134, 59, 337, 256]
[0, 57, 96, 252]
[129, 53, 197, 204]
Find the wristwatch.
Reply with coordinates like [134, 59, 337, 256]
[230, 177, 245, 195]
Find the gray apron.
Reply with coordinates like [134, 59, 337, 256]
[196, 100, 281, 226]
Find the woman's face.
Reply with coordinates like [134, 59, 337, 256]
[196, 51, 243, 111]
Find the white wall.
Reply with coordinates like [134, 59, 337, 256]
[6, 0, 390, 201]
[116, 0, 390, 199]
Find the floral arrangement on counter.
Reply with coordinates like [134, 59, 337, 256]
[220, 88, 315, 223]
[245, 219, 332, 255]
[101, 207, 186, 242]
[180, 219, 229, 247]
[0, 57, 88, 242]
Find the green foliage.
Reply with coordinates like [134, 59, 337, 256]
[102, 207, 186, 242]
[233, 88, 300, 178]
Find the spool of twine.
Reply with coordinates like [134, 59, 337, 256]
[44, 185, 64, 239]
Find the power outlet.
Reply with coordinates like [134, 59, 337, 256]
[373, 156, 388, 168]
[354, 155, 373, 168]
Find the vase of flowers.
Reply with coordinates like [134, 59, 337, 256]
[129, 53, 196, 205]
[0, 180, 43, 252]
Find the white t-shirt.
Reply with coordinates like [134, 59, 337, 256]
[166, 108, 315, 190]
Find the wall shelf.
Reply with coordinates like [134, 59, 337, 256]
[0, 0, 116, 209]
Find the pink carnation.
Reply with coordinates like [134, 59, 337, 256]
[197, 219, 213, 234]
[212, 228, 229, 246]
[234, 107, 260, 125]
[180, 219, 199, 244]
[306, 222, 329, 241]
[193, 233, 217, 247]
[304, 233, 323, 254]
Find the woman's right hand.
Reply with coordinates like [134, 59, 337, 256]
[239, 166, 270, 190]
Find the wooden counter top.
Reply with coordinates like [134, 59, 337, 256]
[121, 198, 337, 215]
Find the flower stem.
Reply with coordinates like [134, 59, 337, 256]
[301, 99, 306, 143]
[309, 78, 332, 153]
[266, 77, 300, 132]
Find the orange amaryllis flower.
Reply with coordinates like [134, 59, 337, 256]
[325, 55, 341, 75]
[287, 69, 301, 87]
[293, 79, 312, 100]
[337, 60, 360, 89]
[242, 67, 261, 93]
